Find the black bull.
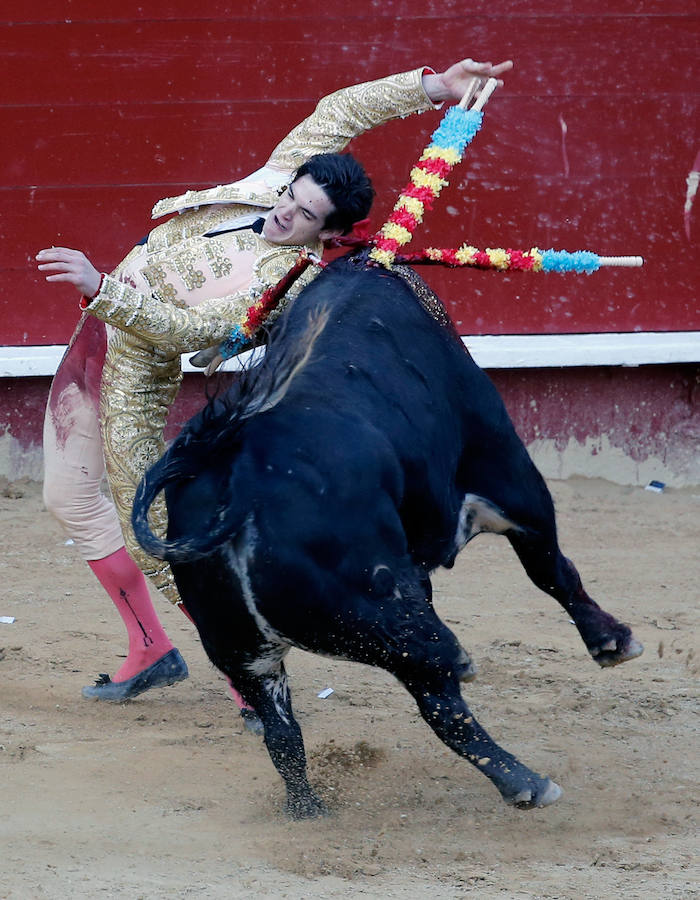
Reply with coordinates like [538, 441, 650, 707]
[133, 255, 643, 818]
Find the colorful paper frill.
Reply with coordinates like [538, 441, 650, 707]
[369, 107, 484, 268]
[220, 250, 316, 360]
[397, 246, 602, 274]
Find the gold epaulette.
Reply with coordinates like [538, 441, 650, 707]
[151, 183, 284, 220]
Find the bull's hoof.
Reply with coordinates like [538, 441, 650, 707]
[507, 777, 562, 810]
[590, 632, 644, 668]
[458, 658, 478, 683]
[286, 791, 329, 820]
[457, 647, 478, 682]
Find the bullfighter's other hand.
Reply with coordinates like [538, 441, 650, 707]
[36, 247, 103, 299]
[422, 58, 513, 104]
[189, 345, 224, 375]
[189, 345, 221, 369]
[204, 352, 225, 377]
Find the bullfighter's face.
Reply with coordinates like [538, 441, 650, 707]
[263, 174, 341, 247]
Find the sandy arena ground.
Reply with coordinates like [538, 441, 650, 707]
[1, 476, 698, 899]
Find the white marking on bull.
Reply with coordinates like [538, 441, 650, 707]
[239, 309, 330, 419]
[224, 519, 291, 721]
[371, 564, 402, 602]
[454, 493, 520, 554]
[261, 672, 291, 723]
[224, 518, 275, 639]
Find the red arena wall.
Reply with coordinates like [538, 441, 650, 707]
[0, 2, 698, 484]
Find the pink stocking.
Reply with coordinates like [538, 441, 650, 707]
[87, 547, 174, 682]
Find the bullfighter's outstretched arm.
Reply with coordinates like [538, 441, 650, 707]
[265, 67, 439, 172]
[149, 57, 513, 219]
[268, 57, 513, 172]
[35, 243, 318, 354]
[80, 255, 317, 354]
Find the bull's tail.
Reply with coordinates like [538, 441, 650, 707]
[131, 452, 247, 563]
[132, 308, 330, 564]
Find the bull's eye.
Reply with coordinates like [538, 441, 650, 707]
[371, 564, 395, 597]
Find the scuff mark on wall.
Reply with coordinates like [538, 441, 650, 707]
[684, 150, 700, 240]
[558, 114, 570, 178]
[0, 430, 43, 482]
[527, 432, 700, 489]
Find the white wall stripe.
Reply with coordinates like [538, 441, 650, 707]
[0, 332, 698, 378]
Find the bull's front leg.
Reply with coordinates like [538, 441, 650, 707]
[509, 533, 643, 668]
[557, 555, 644, 667]
[241, 668, 328, 820]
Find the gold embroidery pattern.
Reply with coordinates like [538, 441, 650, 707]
[100, 328, 182, 601]
[142, 229, 260, 303]
[262, 262, 322, 331]
[152, 187, 282, 220]
[142, 261, 168, 288]
[254, 245, 311, 287]
[141, 262, 179, 305]
[147, 203, 258, 250]
[170, 247, 206, 291]
[203, 238, 233, 278]
[141, 236, 241, 302]
[90, 274, 257, 355]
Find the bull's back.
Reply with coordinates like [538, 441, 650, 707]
[260, 261, 510, 562]
[155, 258, 530, 568]
[275, 260, 547, 552]
[285, 260, 523, 458]
[269, 260, 480, 448]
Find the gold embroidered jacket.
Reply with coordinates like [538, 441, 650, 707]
[81, 66, 438, 601]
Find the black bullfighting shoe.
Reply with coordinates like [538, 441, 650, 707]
[81, 648, 189, 701]
[239, 707, 264, 735]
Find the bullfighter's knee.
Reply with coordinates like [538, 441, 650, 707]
[43, 478, 124, 560]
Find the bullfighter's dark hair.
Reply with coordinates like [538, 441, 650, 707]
[294, 153, 374, 234]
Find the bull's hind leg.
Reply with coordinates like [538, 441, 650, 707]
[233, 663, 328, 820]
[344, 569, 561, 809]
[406, 675, 562, 809]
[375, 585, 561, 809]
